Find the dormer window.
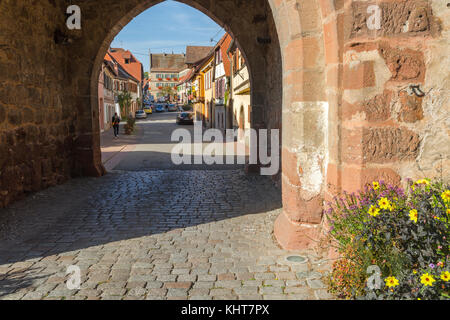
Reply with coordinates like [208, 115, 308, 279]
[125, 58, 130, 64]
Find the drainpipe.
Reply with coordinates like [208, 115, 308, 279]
[229, 52, 234, 130]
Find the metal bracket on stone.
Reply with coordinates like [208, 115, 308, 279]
[252, 14, 267, 24]
[410, 85, 425, 97]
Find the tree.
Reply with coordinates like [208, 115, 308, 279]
[117, 91, 132, 117]
[144, 72, 149, 79]
[160, 86, 174, 100]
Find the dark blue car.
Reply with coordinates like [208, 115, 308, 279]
[155, 105, 165, 112]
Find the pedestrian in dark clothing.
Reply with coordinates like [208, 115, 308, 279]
[112, 113, 120, 138]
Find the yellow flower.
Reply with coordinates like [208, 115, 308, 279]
[368, 205, 381, 217]
[384, 276, 399, 288]
[373, 181, 380, 190]
[409, 209, 418, 223]
[416, 179, 430, 186]
[420, 273, 435, 287]
[378, 197, 391, 210]
[441, 271, 450, 282]
[446, 208, 450, 215]
[441, 190, 450, 203]
[389, 203, 396, 212]
[413, 270, 417, 274]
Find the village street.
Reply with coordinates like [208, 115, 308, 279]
[102, 112, 247, 171]
[0, 113, 332, 300]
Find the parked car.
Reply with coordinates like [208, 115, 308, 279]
[135, 110, 147, 119]
[176, 112, 194, 125]
[143, 106, 152, 114]
[168, 104, 177, 112]
[155, 104, 165, 113]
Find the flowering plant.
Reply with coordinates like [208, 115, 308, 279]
[325, 179, 449, 300]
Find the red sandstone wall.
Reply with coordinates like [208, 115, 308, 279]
[271, 0, 448, 249]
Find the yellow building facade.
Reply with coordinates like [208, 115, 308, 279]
[193, 54, 214, 127]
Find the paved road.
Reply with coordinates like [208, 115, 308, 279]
[0, 111, 333, 300]
[112, 112, 247, 171]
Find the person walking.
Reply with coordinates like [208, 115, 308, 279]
[112, 113, 121, 139]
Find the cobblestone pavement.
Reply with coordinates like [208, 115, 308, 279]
[0, 169, 333, 300]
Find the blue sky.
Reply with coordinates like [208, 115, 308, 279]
[110, 0, 225, 73]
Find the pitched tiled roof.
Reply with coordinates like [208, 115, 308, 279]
[109, 48, 143, 82]
[103, 59, 118, 76]
[185, 46, 214, 65]
[107, 52, 139, 83]
[150, 53, 186, 72]
[178, 68, 195, 85]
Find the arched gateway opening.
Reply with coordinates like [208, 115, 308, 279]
[85, 0, 332, 250]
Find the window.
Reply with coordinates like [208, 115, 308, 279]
[215, 78, 225, 99]
[208, 71, 212, 90]
[215, 49, 222, 64]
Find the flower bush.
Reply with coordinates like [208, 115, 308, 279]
[325, 179, 449, 300]
[124, 117, 136, 135]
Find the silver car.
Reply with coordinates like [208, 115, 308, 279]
[135, 110, 147, 119]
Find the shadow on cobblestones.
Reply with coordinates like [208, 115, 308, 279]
[0, 268, 49, 298]
[0, 170, 282, 266]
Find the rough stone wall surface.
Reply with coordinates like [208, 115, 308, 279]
[0, 0, 76, 207]
[404, 0, 450, 182]
[272, 0, 448, 250]
[340, 0, 448, 194]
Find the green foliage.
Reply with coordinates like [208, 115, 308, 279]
[117, 91, 132, 116]
[225, 90, 229, 106]
[326, 179, 450, 300]
[160, 86, 174, 98]
[124, 117, 135, 135]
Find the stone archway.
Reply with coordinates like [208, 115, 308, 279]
[85, 0, 331, 249]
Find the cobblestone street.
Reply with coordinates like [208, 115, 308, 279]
[0, 115, 333, 300]
[0, 170, 332, 300]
